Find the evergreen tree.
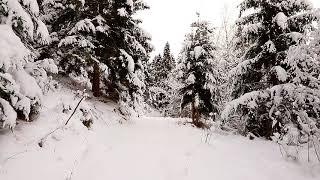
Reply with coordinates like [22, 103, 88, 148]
[162, 42, 175, 75]
[0, 0, 57, 128]
[103, 0, 153, 115]
[146, 42, 175, 112]
[222, 0, 319, 138]
[148, 42, 175, 87]
[146, 54, 170, 110]
[176, 19, 220, 128]
[41, 0, 152, 116]
[148, 54, 162, 85]
[40, 0, 110, 97]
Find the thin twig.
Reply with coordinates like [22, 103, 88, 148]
[308, 135, 310, 162]
[279, 143, 289, 158]
[65, 96, 86, 126]
[39, 96, 85, 146]
[205, 131, 211, 144]
[278, 143, 284, 158]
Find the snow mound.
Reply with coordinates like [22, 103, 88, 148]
[0, 98, 17, 129]
[194, 46, 204, 59]
[274, 12, 288, 30]
[12, 69, 43, 103]
[120, 49, 135, 73]
[274, 66, 288, 82]
[0, 25, 30, 71]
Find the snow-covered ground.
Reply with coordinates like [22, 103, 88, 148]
[0, 88, 319, 180]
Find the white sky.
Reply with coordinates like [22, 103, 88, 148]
[137, 0, 320, 58]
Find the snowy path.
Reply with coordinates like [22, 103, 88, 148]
[1, 115, 319, 180]
[73, 117, 319, 180]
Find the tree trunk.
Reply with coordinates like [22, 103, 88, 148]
[92, 62, 101, 97]
[191, 100, 196, 123]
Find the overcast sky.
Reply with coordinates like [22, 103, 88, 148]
[137, 0, 320, 58]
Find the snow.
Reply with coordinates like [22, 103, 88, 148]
[36, 20, 51, 45]
[0, 86, 319, 180]
[12, 69, 43, 103]
[13, 96, 31, 121]
[58, 36, 78, 47]
[69, 73, 92, 89]
[118, 8, 128, 17]
[130, 37, 148, 56]
[78, 0, 85, 6]
[186, 73, 196, 84]
[94, 15, 105, 26]
[7, 0, 35, 39]
[264, 40, 277, 53]
[132, 73, 145, 88]
[221, 90, 261, 120]
[70, 19, 96, 34]
[78, 38, 95, 48]
[3, 0, 50, 44]
[274, 66, 288, 82]
[288, 0, 313, 9]
[0, 98, 17, 129]
[0, 73, 19, 93]
[35, 58, 59, 74]
[230, 57, 257, 77]
[0, 25, 30, 71]
[194, 46, 204, 59]
[120, 49, 135, 73]
[126, 0, 134, 10]
[195, 93, 200, 107]
[274, 12, 288, 30]
[288, 32, 303, 43]
[21, 0, 40, 16]
[242, 22, 262, 35]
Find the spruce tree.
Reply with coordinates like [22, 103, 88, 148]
[146, 54, 169, 110]
[148, 42, 175, 87]
[162, 42, 175, 76]
[41, 0, 152, 116]
[0, 0, 57, 128]
[176, 19, 220, 128]
[146, 42, 176, 112]
[40, 0, 110, 97]
[103, 0, 153, 115]
[147, 54, 162, 86]
[222, 0, 319, 138]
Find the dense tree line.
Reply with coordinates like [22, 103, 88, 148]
[146, 1, 320, 148]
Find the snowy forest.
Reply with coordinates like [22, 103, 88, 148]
[1, 0, 320, 179]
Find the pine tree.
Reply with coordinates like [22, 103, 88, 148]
[0, 0, 57, 128]
[222, 0, 319, 138]
[176, 19, 220, 128]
